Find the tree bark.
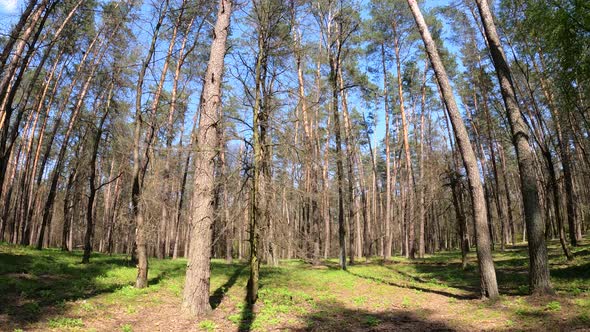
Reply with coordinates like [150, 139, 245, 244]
[82, 82, 112, 263]
[182, 0, 231, 315]
[392, 19, 415, 259]
[407, 0, 499, 299]
[381, 44, 393, 260]
[474, 0, 552, 295]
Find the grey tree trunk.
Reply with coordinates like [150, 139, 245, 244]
[474, 0, 552, 295]
[82, 83, 112, 263]
[381, 44, 393, 260]
[182, 0, 232, 316]
[407, 0, 499, 299]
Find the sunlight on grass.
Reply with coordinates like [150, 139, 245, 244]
[2, 240, 589, 331]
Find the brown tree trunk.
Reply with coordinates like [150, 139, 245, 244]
[392, 20, 415, 259]
[381, 44, 393, 260]
[474, 0, 552, 295]
[131, 0, 169, 289]
[407, 0, 499, 299]
[182, 0, 231, 315]
[329, 54, 346, 270]
[82, 82, 113, 263]
[36, 43, 108, 250]
[418, 61, 428, 258]
[157, 2, 189, 258]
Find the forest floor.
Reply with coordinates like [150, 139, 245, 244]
[1, 241, 590, 332]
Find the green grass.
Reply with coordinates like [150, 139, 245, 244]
[1, 239, 590, 331]
[47, 317, 84, 328]
[198, 320, 217, 331]
[0, 243, 186, 328]
[545, 301, 562, 312]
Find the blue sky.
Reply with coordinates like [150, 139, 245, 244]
[0, 0, 17, 13]
[1, 0, 465, 152]
[0, 0, 19, 35]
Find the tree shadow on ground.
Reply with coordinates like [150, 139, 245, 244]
[238, 300, 255, 332]
[346, 269, 477, 300]
[386, 264, 480, 293]
[290, 300, 455, 331]
[210, 264, 246, 309]
[293, 299, 589, 332]
[0, 247, 185, 329]
[148, 261, 186, 286]
[552, 261, 590, 280]
[404, 249, 532, 297]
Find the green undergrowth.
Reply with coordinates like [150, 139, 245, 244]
[1, 239, 589, 331]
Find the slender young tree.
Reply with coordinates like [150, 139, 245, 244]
[131, 0, 169, 288]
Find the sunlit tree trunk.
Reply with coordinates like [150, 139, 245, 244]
[408, 0, 499, 299]
[381, 44, 393, 260]
[392, 19, 415, 259]
[182, 0, 232, 315]
[474, 0, 552, 295]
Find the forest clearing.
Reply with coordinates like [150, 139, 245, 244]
[1, 241, 590, 331]
[1, 0, 589, 331]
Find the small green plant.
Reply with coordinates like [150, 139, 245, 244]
[228, 313, 241, 325]
[574, 298, 590, 308]
[515, 307, 544, 317]
[48, 317, 84, 328]
[80, 301, 95, 312]
[513, 297, 526, 306]
[401, 296, 411, 308]
[545, 301, 561, 312]
[19, 302, 40, 318]
[577, 312, 590, 323]
[55, 300, 68, 309]
[121, 324, 133, 332]
[39, 289, 54, 299]
[353, 296, 367, 306]
[364, 315, 381, 327]
[517, 285, 529, 294]
[198, 320, 217, 331]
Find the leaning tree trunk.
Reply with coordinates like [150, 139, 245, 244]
[474, 0, 552, 295]
[36, 50, 104, 250]
[407, 0, 499, 299]
[182, 0, 232, 316]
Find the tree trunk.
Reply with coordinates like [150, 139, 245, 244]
[182, 0, 231, 315]
[131, 0, 169, 288]
[418, 61, 428, 258]
[392, 20, 415, 259]
[82, 83, 112, 263]
[407, 0, 499, 299]
[329, 54, 346, 270]
[381, 44, 393, 260]
[474, 0, 552, 295]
